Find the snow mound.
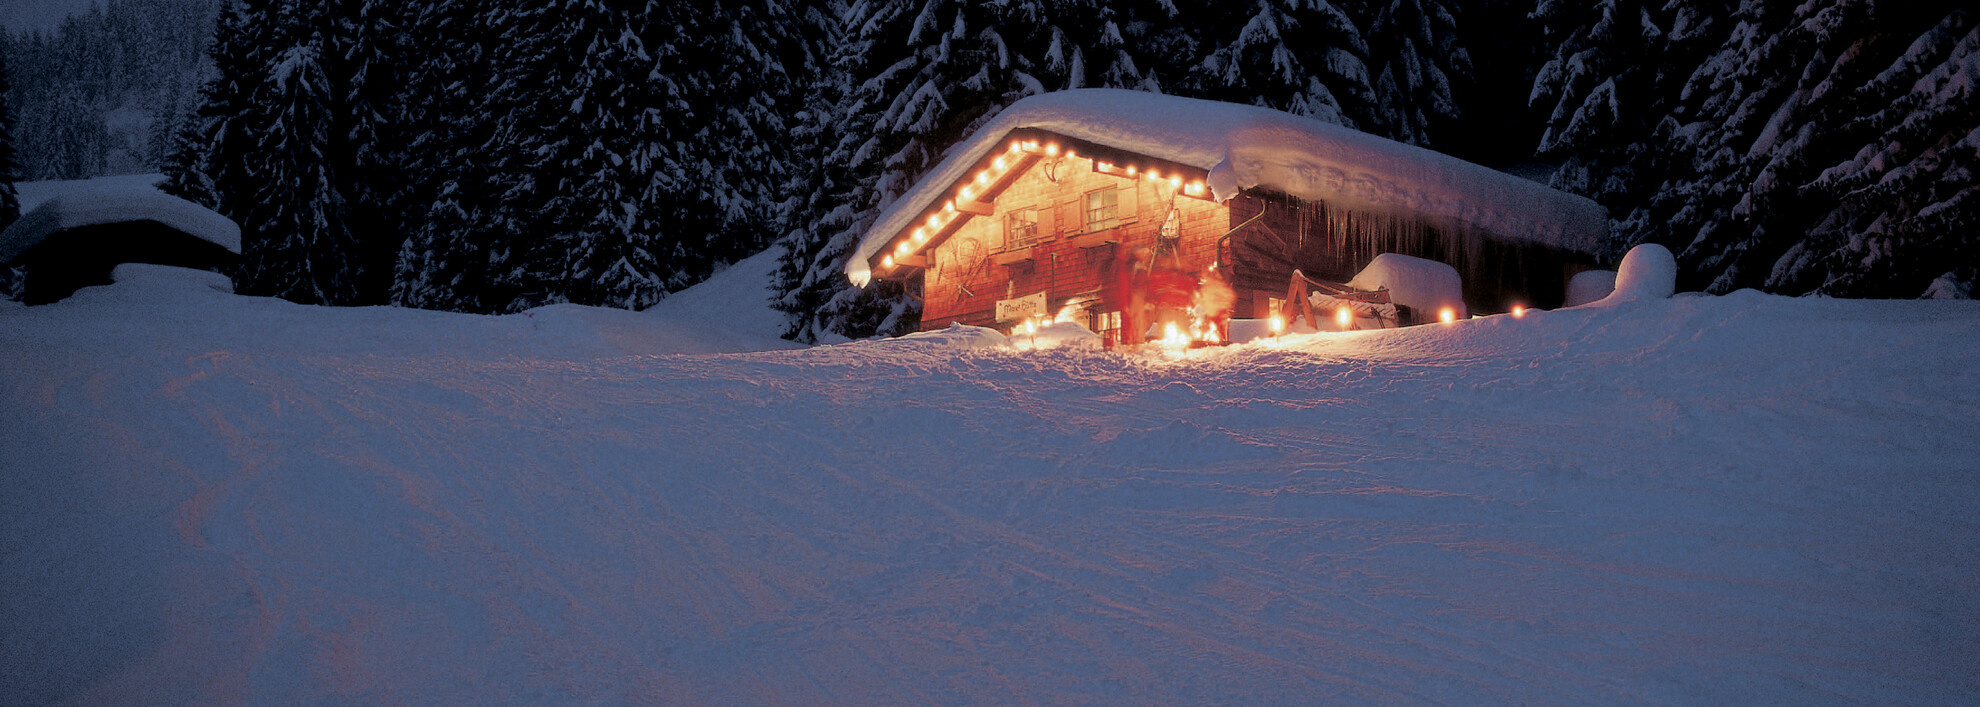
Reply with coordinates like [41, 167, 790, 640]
[876, 322, 1011, 350]
[0, 180, 241, 263]
[1924, 271, 1974, 299]
[110, 263, 233, 293]
[1599, 244, 1678, 304]
[1017, 321, 1102, 350]
[630, 247, 807, 354]
[1565, 269, 1618, 307]
[849, 89, 1608, 285]
[1347, 253, 1466, 319]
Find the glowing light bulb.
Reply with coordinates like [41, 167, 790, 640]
[1336, 307, 1353, 330]
[993, 156, 1007, 170]
[959, 186, 973, 200]
[1045, 144, 1059, 156]
[1009, 140, 1023, 153]
[927, 214, 942, 229]
[1511, 304, 1527, 318]
[882, 254, 895, 269]
[1270, 315, 1285, 335]
[1170, 176, 1182, 189]
[1439, 307, 1456, 324]
[895, 242, 911, 257]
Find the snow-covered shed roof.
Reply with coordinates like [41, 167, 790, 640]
[0, 179, 241, 264]
[849, 89, 1608, 286]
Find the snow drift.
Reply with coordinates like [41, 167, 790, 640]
[4, 262, 1979, 704]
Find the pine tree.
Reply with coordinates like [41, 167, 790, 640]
[335, 0, 410, 303]
[1179, 0, 1375, 128]
[0, 42, 21, 232]
[532, 0, 669, 310]
[164, 0, 277, 214]
[1600, 2, 1979, 298]
[1745, 6, 1978, 297]
[773, 0, 878, 342]
[236, 11, 363, 304]
[391, 0, 502, 311]
[1364, 0, 1472, 148]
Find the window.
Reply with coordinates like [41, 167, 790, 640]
[1005, 208, 1040, 249]
[1085, 187, 1119, 232]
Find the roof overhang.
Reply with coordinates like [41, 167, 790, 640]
[860, 128, 1216, 282]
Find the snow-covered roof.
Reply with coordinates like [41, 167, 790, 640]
[849, 89, 1608, 286]
[0, 178, 241, 264]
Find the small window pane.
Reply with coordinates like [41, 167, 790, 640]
[1006, 209, 1040, 248]
[1085, 188, 1119, 232]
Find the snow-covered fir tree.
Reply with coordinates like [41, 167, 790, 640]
[235, 9, 364, 304]
[335, 0, 412, 303]
[0, 42, 22, 302]
[669, 0, 810, 283]
[527, 0, 671, 310]
[1667, 3, 1978, 297]
[162, 0, 276, 213]
[1179, 0, 1375, 129]
[390, 0, 503, 312]
[1529, 0, 1728, 222]
[772, 0, 881, 342]
[1363, 0, 1472, 148]
[2, 0, 221, 179]
[1538, 0, 1979, 298]
[0, 42, 20, 232]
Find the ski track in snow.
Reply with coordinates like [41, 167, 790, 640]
[4, 275, 1979, 704]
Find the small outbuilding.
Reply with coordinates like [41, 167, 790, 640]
[0, 179, 241, 305]
[847, 89, 1608, 340]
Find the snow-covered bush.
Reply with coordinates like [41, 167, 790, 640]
[1565, 269, 1617, 307]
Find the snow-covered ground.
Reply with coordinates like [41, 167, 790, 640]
[4, 251, 1978, 704]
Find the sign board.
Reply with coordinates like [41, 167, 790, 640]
[996, 292, 1048, 323]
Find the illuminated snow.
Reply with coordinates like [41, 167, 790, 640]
[6, 248, 1979, 704]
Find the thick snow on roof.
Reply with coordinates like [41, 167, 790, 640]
[0, 175, 241, 263]
[850, 89, 1609, 284]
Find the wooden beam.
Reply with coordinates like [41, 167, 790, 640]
[955, 197, 995, 216]
[1068, 231, 1118, 249]
[994, 249, 1035, 266]
[897, 254, 928, 268]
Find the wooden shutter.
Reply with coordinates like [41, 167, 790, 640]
[1118, 183, 1140, 223]
[1056, 198, 1081, 234]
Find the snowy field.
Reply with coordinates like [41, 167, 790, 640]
[4, 251, 1979, 705]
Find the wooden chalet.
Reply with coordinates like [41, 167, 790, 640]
[849, 90, 1608, 340]
[0, 184, 241, 305]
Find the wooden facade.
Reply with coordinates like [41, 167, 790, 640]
[870, 129, 1598, 336]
